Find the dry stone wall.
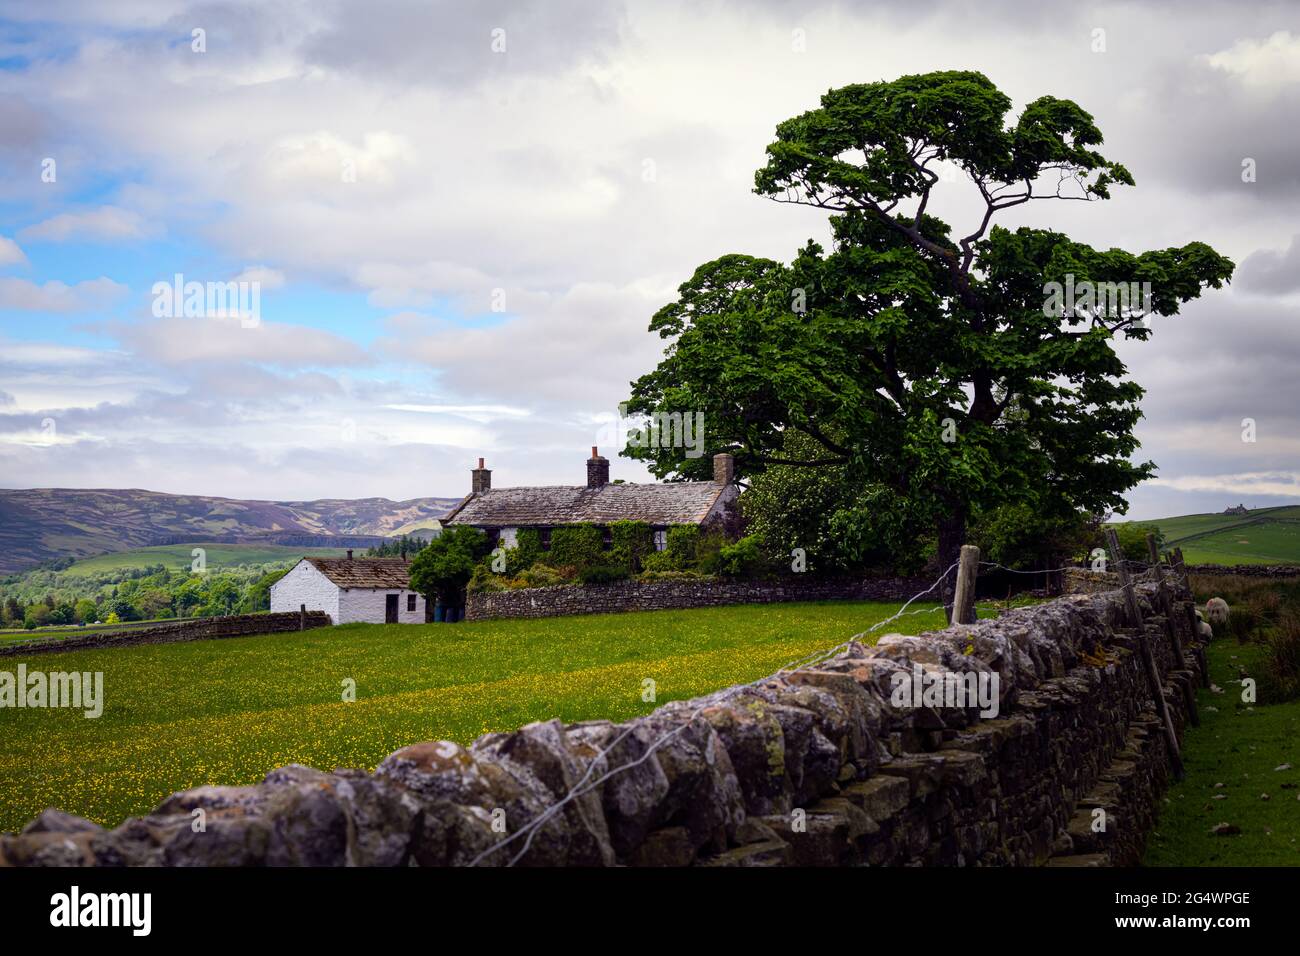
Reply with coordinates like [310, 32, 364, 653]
[0, 581, 1204, 867]
[1184, 564, 1300, 578]
[465, 576, 934, 621]
[0, 610, 332, 659]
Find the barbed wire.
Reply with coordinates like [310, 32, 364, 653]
[467, 550, 1212, 866]
[465, 559, 962, 867]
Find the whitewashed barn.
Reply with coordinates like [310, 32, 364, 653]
[270, 552, 428, 624]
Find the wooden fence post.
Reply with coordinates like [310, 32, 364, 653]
[1147, 533, 1196, 727]
[952, 545, 980, 625]
[1106, 528, 1185, 781]
[1146, 534, 1186, 665]
[299, 603, 306, 631]
[1168, 551, 1211, 687]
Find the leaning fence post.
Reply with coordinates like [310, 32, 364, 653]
[1146, 534, 1186, 665]
[1147, 533, 1196, 726]
[952, 544, 980, 625]
[1106, 528, 1185, 781]
[1168, 551, 1211, 687]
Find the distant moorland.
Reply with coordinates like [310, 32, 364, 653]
[1145, 506, 1300, 566]
[0, 487, 460, 574]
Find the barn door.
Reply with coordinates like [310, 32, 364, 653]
[385, 593, 399, 623]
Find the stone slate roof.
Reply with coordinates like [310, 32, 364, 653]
[304, 557, 411, 589]
[444, 482, 727, 528]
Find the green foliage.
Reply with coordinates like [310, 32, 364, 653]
[693, 530, 729, 575]
[715, 535, 767, 578]
[665, 525, 700, 568]
[518, 563, 567, 588]
[100, 598, 140, 622]
[1144, 587, 1300, 863]
[578, 564, 631, 586]
[467, 564, 509, 594]
[0, 553, 323, 631]
[625, 70, 1235, 575]
[640, 550, 677, 573]
[548, 524, 604, 572]
[609, 521, 654, 574]
[637, 569, 704, 582]
[409, 527, 489, 605]
[365, 534, 433, 558]
[1104, 522, 1163, 562]
[46, 603, 77, 626]
[742, 432, 932, 574]
[512, 529, 544, 572]
[1260, 614, 1300, 704]
[242, 568, 290, 613]
[971, 504, 1096, 569]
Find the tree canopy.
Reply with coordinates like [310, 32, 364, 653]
[624, 71, 1234, 608]
[409, 526, 490, 606]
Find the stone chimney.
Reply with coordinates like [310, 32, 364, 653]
[713, 452, 735, 485]
[587, 446, 609, 488]
[472, 457, 492, 493]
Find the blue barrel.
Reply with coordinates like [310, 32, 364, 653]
[434, 604, 444, 623]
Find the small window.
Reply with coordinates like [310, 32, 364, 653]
[407, 594, 416, 612]
[653, 529, 667, 552]
[601, 526, 613, 549]
[540, 527, 552, 551]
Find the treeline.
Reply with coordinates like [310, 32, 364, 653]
[364, 534, 433, 558]
[0, 563, 290, 630]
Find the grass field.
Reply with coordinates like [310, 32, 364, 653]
[0, 598, 979, 834]
[1143, 506, 1300, 566]
[0, 616, 183, 645]
[61, 542, 349, 575]
[1143, 637, 1300, 866]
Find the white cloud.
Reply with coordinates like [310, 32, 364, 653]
[1151, 471, 1300, 498]
[0, 236, 27, 267]
[232, 265, 286, 290]
[112, 316, 369, 368]
[0, 276, 126, 311]
[19, 205, 156, 242]
[2, 0, 1299, 513]
[1205, 31, 1300, 90]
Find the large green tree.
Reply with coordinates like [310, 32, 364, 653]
[625, 71, 1233, 612]
[409, 527, 490, 608]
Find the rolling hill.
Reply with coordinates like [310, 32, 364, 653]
[1145, 505, 1300, 565]
[0, 488, 462, 574]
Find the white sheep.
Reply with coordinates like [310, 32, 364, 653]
[1198, 620, 1213, 640]
[1205, 597, 1229, 626]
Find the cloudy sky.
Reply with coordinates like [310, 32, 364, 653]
[0, 0, 1296, 519]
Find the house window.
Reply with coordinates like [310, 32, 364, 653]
[653, 529, 667, 552]
[407, 594, 416, 612]
[601, 526, 613, 549]
[540, 527, 552, 551]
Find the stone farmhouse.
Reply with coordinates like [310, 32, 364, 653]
[270, 552, 430, 624]
[442, 447, 740, 552]
[271, 449, 739, 625]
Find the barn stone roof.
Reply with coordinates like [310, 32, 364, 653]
[304, 557, 411, 589]
[443, 482, 728, 528]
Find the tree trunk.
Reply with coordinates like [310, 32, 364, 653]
[936, 507, 968, 623]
